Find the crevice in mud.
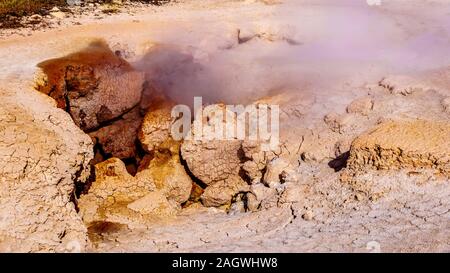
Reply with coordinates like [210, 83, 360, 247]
[63, 92, 72, 119]
[328, 151, 350, 172]
[79, 135, 146, 194]
[91, 138, 111, 165]
[75, 165, 96, 198]
[84, 103, 139, 134]
[134, 138, 148, 162]
[58, 229, 67, 242]
[123, 157, 139, 176]
[289, 204, 297, 224]
[70, 190, 80, 213]
[238, 168, 253, 185]
[237, 145, 254, 185]
[73, 141, 106, 198]
[181, 182, 205, 208]
[260, 165, 268, 184]
[233, 191, 252, 212]
[179, 148, 207, 189]
[179, 148, 207, 208]
[237, 145, 251, 163]
[73, 161, 93, 199]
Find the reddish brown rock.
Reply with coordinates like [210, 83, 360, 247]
[89, 107, 143, 160]
[35, 40, 145, 131]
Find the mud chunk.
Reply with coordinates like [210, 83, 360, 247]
[300, 128, 340, 163]
[181, 105, 244, 186]
[89, 107, 143, 159]
[137, 147, 192, 204]
[200, 177, 249, 208]
[181, 102, 284, 207]
[263, 158, 290, 188]
[346, 97, 374, 116]
[334, 139, 352, 157]
[347, 120, 450, 175]
[241, 140, 275, 183]
[78, 158, 178, 228]
[379, 75, 428, 96]
[127, 192, 176, 215]
[182, 139, 243, 186]
[0, 94, 93, 252]
[242, 160, 264, 183]
[138, 101, 174, 153]
[137, 92, 193, 205]
[181, 104, 251, 207]
[324, 112, 356, 134]
[238, 17, 299, 45]
[247, 183, 278, 211]
[35, 40, 144, 131]
[279, 183, 308, 204]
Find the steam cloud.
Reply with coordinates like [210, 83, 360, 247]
[131, 0, 450, 106]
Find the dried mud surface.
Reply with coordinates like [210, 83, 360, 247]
[0, 0, 449, 252]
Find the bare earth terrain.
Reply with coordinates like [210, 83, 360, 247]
[0, 0, 449, 252]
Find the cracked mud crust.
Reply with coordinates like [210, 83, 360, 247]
[348, 120, 450, 176]
[0, 0, 449, 253]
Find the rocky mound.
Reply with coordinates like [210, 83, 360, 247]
[347, 120, 450, 176]
[78, 158, 178, 232]
[0, 90, 93, 252]
[24, 41, 198, 248]
[180, 104, 250, 208]
[180, 104, 293, 209]
[35, 40, 145, 131]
